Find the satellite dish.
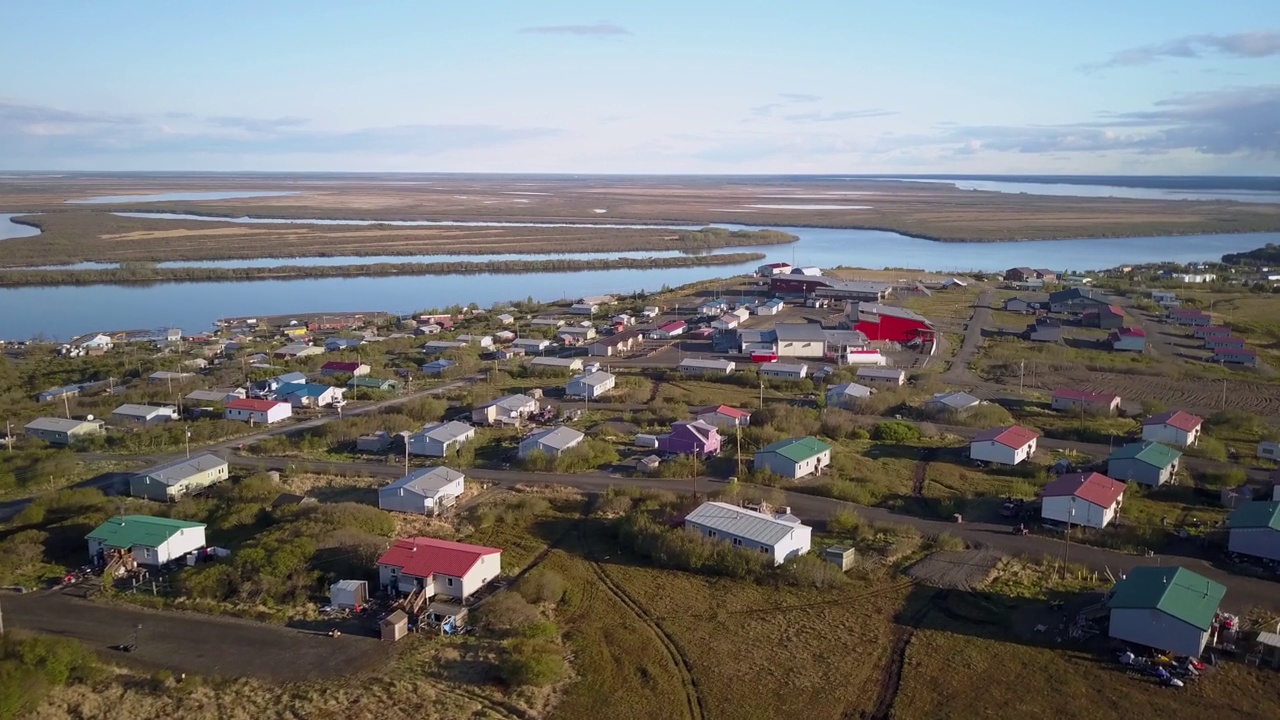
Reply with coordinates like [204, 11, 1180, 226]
[86, 414, 95, 421]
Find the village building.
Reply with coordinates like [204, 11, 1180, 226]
[825, 382, 873, 408]
[1141, 410, 1202, 447]
[1051, 388, 1121, 415]
[1004, 267, 1057, 282]
[1083, 304, 1126, 330]
[1258, 440, 1280, 461]
[37, 384, 82, 403]
[1110, 327, 1147, 352]
[1203, 335, 1247, 351]
[1003, 295, 1047, 313]
[87, 515, 207, 567]
[278, 383, 345, 408]
[456, 334, 494, 348]
[1167, 307, 1212, 326]
[377, 537, 501, 602]
[422, 340, 468, 353]
[588, 328, 644, 357]
[321, 361, 371, 377]
[656, 420, 721, 456]
[697, 405, 751, 429]
[1226, 501, 1280, 562]
[273, 344, 324, 360]
[755, 298, 785, 316]
[678, 357, 737, 376]
[856, 367, 906, 386]
[566, 370, 616, 399]
[519, 426, 585, 458]
[1106, 441, 1182, 487]
[759, 362, 809, 380]
[1048, 287, 1110, 314]
[1214, 347, 1259, 367]
[472, 394, 540, 426]
[330, 579, 369, 611]
[149, 370, 195, 384]
[769, 276, 891, 303]
[1106, 566, 1226, 657]
[24, 417, 104, 446]
[420, 359, 456, 376]
[683, 501, 812, 565]
[225, 398, 293, 424]
[849, 303, 936, 345]
[185, 388, 246, 405]
[969, 425, 1039, 466]
[1192, 325, 1232, 340]
[348, 376, 399, 392]
[1150, 290, 1179, 308]
[758, 262, 793, 277]
[529, 317, 564, 328]
[324, 337, 365, 352]
[378, 467, 466, 516]
[130, 454, 229, 502]
[1040, 472, 1126, 529]
[923, 391, 981, 416]
[1024, 317, 1063, 343]
[407, 421, 476, 457]
[653, 320, 687, 339]
[357, 431, 394, 453]
[754, 436, 832, 479]
[110, 404, 179, 426]
[529, 356, 584, 372]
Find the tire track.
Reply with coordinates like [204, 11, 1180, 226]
[433, 683, 529, 720]
[860, 590, 946, 720]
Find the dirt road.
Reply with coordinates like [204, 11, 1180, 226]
[4, 590, 384, 681]
[941, 289, 994, 387]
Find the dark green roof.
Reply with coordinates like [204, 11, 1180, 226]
[86, 515, 206, 549]
[758, 436, 832, 464]
[1227, 501, 1280, 531]
[1107, 441, 1182, 469]
[1108, 566, 1225, 631]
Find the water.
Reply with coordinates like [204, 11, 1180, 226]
[0, 214, 41, 240]
[67, 191, 298, 204]
[881, 178, 1280, 204]
[2, 219, 1276, 341]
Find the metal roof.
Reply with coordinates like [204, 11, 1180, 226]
[25, 417, 102, 433]
[1107, 566, 1226, 631]
[1227, 500, 1280, 531]
[926, 391, 980, 409]
[86, 515, 206, 549]
[484, 394, 538, 413]
[857, 367, 905, 379]
[757, 436, 832, 464]
[570, 371, 615, 387]
[827, 382, 872, 398]
[684, 501, 807, 546]
[1041, 472, 1126, 508]
[972, 425, 1039, 449]
[523, 425, 585, 451]
[414, 421, 475, 444]
[141, 453, 227, 486]
[679, 358, 735, 370]
[111, 404, 176, 419]
[856, 303, 930, 324]
[1108, 441, 1182, 469]
[774, 323, 829, 342]
[1143, 410, 1203, 433]
[382, 466, 465, 498]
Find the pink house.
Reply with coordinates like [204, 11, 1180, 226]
[656, 420, 721, 456]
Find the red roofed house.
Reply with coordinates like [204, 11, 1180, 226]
[697, 405, 752, 429]
[321, 361, 371, 378]
[1193, 325, 1232, 340]
[969, 425, 1039, 466]
[1109, 327, 1146, 353]
[1084, 304, 1125, 330]
[1215, 347, 1259, 367]
[224, 398, 292, 425]
[1203, 335, 1247, 351]
[653, 320, 687, 339]
[377, 537, 502, 602]
[1167, 308, 1211, 327]
[1142, 410, 1203, 448]
[1051, 388, 1121, 416]
[1040, 472, 1126, 529]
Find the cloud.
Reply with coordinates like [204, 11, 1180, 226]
[519, 22, 631, 36]
[750, 103, 783, 117]
[206, 115, 310, 133]
[778, 93, 822, 103]
[1084, 30, 1280, 70]
[784, 109, 897, 123]
[749, 94, 887, 122]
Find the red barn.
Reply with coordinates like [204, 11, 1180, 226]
[850, 303, 936, 344]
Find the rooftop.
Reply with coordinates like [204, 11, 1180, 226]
[382, 466, 466, 498]
[773, 323, 829, 342]
[87, 515, 206, 549]
[1053, 387, 1120, 404]
[111, 403, 176, 418]
[571, 371, 616, 387]
[927, 391, 980, 409]
[141, 453, 227, 486]
[25, 417, 102, 433]
[1226, 500, 1280, 531]
[684, 501, 808, 546]
[703, 405, 751, 419]
[1041, 472, 1126, 508]
[227, 398, 288, 412]
[758, 436, 832, 464]
[414, 421, 475, 443]
[1143, 410, 1203, 432]
[1108, 441, 1182, 469]
[856, 302, 931, 324]
[1108, 566, 1226, 631]
[972, 425, 1039, 449]
[524, 425, 585, 451]
[377, 537, 501, 579]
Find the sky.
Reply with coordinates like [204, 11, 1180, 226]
[2, 1, 1279, 174]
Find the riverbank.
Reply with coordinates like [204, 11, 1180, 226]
[0, 252, 768, 287]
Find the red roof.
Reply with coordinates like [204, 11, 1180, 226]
[1053, 387, 1119, 405]
[763, 262, 791, 269]
[1169, 307, 1209, 316]
[226, 398, 286, 412]
[707, 405, 751, 419]
[1041, 472, 1126, 508]
[322, 361, 363, 372]
[972, 425, 1039, 449]
[1144, 410, 1202, 432]
[1215, 347, 1258, 357]
[1118, 327, 1145, 337]
[658, 320, 687, 333]
[377, 537, 501, 579]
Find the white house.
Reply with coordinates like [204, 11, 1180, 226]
[518, 425, 585, 458]
[24, 417, 106, 446]
[378, 467, 466, 515]
[684, 501, 811, 566]
[130, 454, 229, 502]
[753, 437, 832, 480]
[472, 394, 540, 425]
[923, 391, 981, 416]
[530, 356, 583, 372]
[278, 383, 345, 408]
[697, 405, 752, 429]
[1040, 472, 1126, 529]
[407, 421, 476, 457]
[1141, 410, 1202, 448]
[110, 404, 180, 426]
[678, 358, 737, 375]
[456, 334, 494, 348]
[856, 367, 906, 386]
[825, 383, 872, 408]
[566, 371, 616, 399]
[377, 537, 502, 601]
[969, 425, 1039, 466]
[86, 515, 207, 567]
[759, 362, 808, 380]
[569, 303, 599, 315]
[755, 298, 785, 316]
[1259, 441, 1280, 461]
[512, 338, 552, 353]
[224, 398, 293, 424]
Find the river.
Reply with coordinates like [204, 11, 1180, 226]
[1, 216, 1275, 340]
[0, 214, 41, 241]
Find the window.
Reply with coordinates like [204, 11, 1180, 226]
[707, 530, 717, 539]
[447, 577, 454, 587]
[759, 546, 769, 553]
[731, 537, 741, 546]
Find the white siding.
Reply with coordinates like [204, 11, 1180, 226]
[462, 553, 502, 599]
[685, 520, 812, 565]
[753, 449, 830, 479]
[969, 441, 1018, 466]
[1142, 424, 1199, 448]
[1041, 496, 1118, 529]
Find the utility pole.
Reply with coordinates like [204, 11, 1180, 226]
[1019, 359, 1025, 394]
[4, 422, 10, 453]
[62, 393, 71, 420]
[184, 426, 191, 459]
[736, 424, 742, 479]
[1062, 497, 1075, 580]
[759, 381, 764, 409]
[404, 438, 409, 475]
[1221, 378, 1227, 410]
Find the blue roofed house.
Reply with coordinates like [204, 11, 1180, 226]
[421, 359, 456, 376]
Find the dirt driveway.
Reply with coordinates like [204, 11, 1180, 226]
[5, 591, 386, 681]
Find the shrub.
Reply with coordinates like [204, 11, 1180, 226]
[871, 421, 921, 444]
[932, 532, 967, 552]
[497, 636, 566, 687]
[516, 569, 567, 605]
[779, 554, 848, 588]
[478, 592, 541, 633]
[827, 508, 861, 535]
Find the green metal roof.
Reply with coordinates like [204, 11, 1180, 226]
[1227, 501, 1280, 531]
[348, 376, 396, 388]
[86, 515, 206, 549]
[1107, 441, 1182, 469]
[1108, 566, 1226, 631]
[758, 436, 832, 464]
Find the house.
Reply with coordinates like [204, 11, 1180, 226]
[185, 388, 246, 405]
[1258, 440, 1280, 461]
[1204, 335, 1247, 350]
[653, 320, 687, 339]
[1083, 304, 1125, 330]
[529, 317, 564, 328]
[497, 313, 515, 325]
[1051, 388, 1121, 415]
[588, 328, 643, 357]
[1226, 501, 1280, 561]
[420, 359, 456, 376]
[754, 436, 832, 479]
[758, 262, 793, 277]
[377, 537, 502, 602]
[790, 266, 822, 277]
[923, 391, 981, 416]
[1107, 441, 1182, 487]
[969, 425, 1039, 466]
[1193, 325, 1232, 340]
[711, 313, 741, 331]
[378, 466, 466, 515]
[566, 371, 616, 399]
[1024, 317, 1063, 343]
[1110, 327, 1147, 352]
[279, 383, 345, 408]
[357, 431, 394, 453]
[512, 338, 552, 354]
[149, 370, 194, 383]
[1048, 288, 1110, 314]
[416, 324, 443, 336]
[1004, 267, 1037, 282]
[1167, 308, 1212, 326]
[825, 382, 873, 408]
[348, 376, 400, 392]
[37, 384, 82, 403]
[323, 337, 365, 352]
[1004, 295, 1047, 313]
[1214, 348, 1259, 367]
[1142, 410, 1202, 447]
[110, 404, 179, 426]
[381, 611, 409, 642]
[130, 454, 229, 501]
[86, 515, 206, 567]
[941, 277, 969, 289]
[456, 334, 494, 348]
[656, 420, 721, 456]
[321, 361, 371, 377]
[472, 394, 540, 426]
[1040, 472, 1126, 529]
[684, 501, 812, 565]
[80, 334, 114, 351]
[1151, 290, 1180, 308]
[759, 362, 808, 380]
[330, 579, 369, 611]
[519, 426, 586, 458]
[407, 421, 476, 457]
[180, 359, 206, 371]
[850, 303, 936, 344]
[273, 344, 323, 360]
[774, 323, 829, 357]
[418, 314, 454, 329]
[1168, 273, 1217, 283]
[698, 299, 729, 316]
[569, 303, 598, 315]
[225, 398, 293, 424]
[494, 330, 516, 343]
[641, 306, 661, 318]
[423, 340, 468, 353]
[1106, 566, 1226, 657]
[24, 417, 106, 446]
[530, 356, 584, 372]
[678, 358, 737, 376]
[556, 326, 597, 344]
[856, 367, 906, 386]
[697, 405, 752, 429]
[755, 298, 785, 316]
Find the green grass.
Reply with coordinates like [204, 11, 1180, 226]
[974, 336, 1158, 382]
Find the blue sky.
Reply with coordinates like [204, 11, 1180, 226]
[2, 1, 1279, 173]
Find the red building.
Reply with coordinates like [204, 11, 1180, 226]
[850, 303, 936, 343]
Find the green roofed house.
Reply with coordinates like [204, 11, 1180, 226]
[1107, 566, 1226, 657]
[1227, 500, 1280, 562]
[753, 436, 832, 480]
[1106, 441, 1182, 487]
[348, 376, 401, 392]
[86, 515, 207, 567]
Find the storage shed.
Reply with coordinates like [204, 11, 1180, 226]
[381, 610, 409, 642]
[330, 579, 369, 610]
